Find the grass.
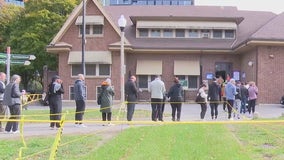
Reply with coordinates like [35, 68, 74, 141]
[2, 123, 284, 160]
[2, 108, 284, 160]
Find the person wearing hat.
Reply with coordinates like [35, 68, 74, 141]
[167, 77, 183, 121]
[48, 75, 64, 129]
[99, 80, 115, 125]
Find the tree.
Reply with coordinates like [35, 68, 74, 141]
[0, 0, 79, 88]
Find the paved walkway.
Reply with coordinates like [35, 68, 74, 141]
[0, 102, 283, 139]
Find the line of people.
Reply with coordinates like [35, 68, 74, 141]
[197, 77, 258, 121]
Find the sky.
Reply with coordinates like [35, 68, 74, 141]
[196, 0, 283, 14]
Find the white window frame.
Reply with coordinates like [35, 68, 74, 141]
[71, 64, 111, 77]
[79, 25, 104, 37]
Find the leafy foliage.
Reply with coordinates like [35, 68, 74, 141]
[0, 0, 79, 88]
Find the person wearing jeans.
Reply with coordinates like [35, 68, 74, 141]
[225, 79, 237, 120]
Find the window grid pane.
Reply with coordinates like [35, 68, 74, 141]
[176, 29, 185, 37]
[93, 25, 103, 34]
[213, 30, 222, 38]
[86, 64, 96, 76]
[99, 64, 110, 76]
[163, 29, 173, 37]
[138, 75, 148, 88]
[139, 29, 148, 37]
[151, 29, 161, 37]
[72, 64, 81, 76]
[188, 76, 198, 89]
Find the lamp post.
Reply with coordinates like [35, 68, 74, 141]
[118, 15, 127, 104]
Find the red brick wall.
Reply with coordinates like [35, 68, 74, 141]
[257, 46, 284, 103]
[56, 0, 121, 100]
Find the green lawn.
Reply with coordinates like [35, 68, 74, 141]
[1, 123, 284, 160]
[1, 109, 284, 160]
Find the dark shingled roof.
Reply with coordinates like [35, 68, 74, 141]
[104, 5, 278, 50]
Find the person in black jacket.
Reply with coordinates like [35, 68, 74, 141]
[125, 76, 139, 121]
[167, 77, 183, 121]
[208, 77, 221, 120]
[48, 75, 64, 129]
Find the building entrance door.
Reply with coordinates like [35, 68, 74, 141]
[215, 62, 232, 81]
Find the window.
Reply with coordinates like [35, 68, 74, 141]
[213, 30, 223, 38]
[188, 29, 199, 38]
[151, 29, 161, 37]
[225, 30, 235, 39]
[201, 30, 210, 38]
[138, 75, 156, 89]
[163, 29, 174, 37]
[176, 29, 185, 37]
[139, 29, 148, 37]
[79, 25, 103, 36]
[99, 64, 110, 76]
[188, 76, 198, 89]
[93, 25, 103, 34]
[71, 64, 110, 76]
[85, 64, 96, 76]
[175, 75, 199, 89]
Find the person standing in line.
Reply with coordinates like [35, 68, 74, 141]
[149, 75, 166, 122]
[198, 84, 208, 120]
[167, 77, 183, 121]
[99, 80, 115, 125]
[208, 77, 221, 120]
[221, 82, 227, 112]
[240, 82, 249, 115]
[48, 75, 64, 129]
[233, 81, 241, 119]
[125, 75, 139, 121]
[74, 74, 86, 127]
[3, 74, 24, 133]
[0, 72, 6, 132]
[248, 81, 258, 118]
[225, 79, 237, 120]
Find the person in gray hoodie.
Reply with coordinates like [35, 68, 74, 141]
[3, 74, 24, 133]
[74, 74, 86, 127]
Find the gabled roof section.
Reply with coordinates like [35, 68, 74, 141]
[50, 0, 127, 45]
[250, 12, 284, 41]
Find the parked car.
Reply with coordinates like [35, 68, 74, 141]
[281, 96, 284, 105]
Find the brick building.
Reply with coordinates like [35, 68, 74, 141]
[46, 0, 284, 104]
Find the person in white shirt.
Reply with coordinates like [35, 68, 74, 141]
[149, 75, 166, 121]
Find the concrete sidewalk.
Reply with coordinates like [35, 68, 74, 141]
[0, 102, 283, 139]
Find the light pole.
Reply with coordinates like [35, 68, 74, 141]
[118, 15, 127, 104]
